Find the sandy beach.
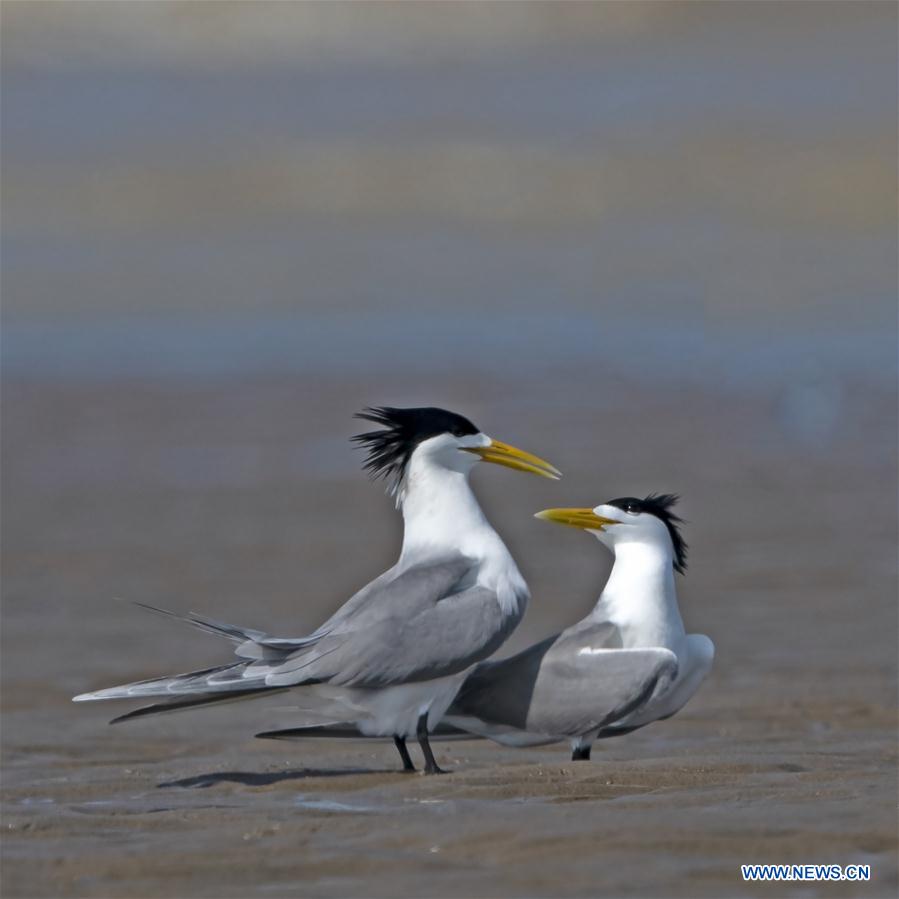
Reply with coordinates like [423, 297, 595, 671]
[2, 374, 896, 897]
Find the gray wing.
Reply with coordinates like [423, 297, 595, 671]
[448, 623, 678, 738]
[290, 557, 472, 640]
[263, 557, 523, 687]
[129, 557, 475, 659]
[74, 556, 510, 703]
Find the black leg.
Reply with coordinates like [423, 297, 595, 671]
[393, 735, 416, 772]
[571, 744, 592, 761]
[416, 712, 446, 775]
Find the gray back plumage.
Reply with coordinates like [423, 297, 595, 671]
[448, 622, 678, 739]
[265, 556, 521, 686]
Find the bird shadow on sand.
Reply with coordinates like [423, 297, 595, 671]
[158, 768, 400, 789]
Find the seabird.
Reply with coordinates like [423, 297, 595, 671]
[443, 494, 714, 759]
[73, 406, 560, 774]
[257, 494, 713, 765]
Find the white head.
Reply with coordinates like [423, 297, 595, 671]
[535, 494, 688, 574]
[352, 406, 560, 501]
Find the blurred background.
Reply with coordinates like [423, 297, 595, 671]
[2, 3, 897, 897]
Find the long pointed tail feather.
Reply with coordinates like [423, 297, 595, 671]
[128, 602, 313, 660]
[130, 601, 267, 645]
[73, 598, 327, 703]
[72, 660, 262, 702]
[109, 687, 290, 724]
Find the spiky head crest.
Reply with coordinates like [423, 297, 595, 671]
[606, 493, 688, 574]
[351, 406, 479, 493]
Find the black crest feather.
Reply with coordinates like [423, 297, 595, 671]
[607, 493, 688, 574]
[351, 406, 479, 492]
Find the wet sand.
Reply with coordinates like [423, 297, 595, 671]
[2, 374, 896, 898]
[2, 4, 897, 894]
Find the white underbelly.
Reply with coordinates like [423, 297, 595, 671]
[345, 672, 470, 738]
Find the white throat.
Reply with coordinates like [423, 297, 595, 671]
[591, 539, 685, 651]
[398, 453, 498, 559]
[397, 454, 527, 615]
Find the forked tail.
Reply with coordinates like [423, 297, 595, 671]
[72, 602, 319, 719]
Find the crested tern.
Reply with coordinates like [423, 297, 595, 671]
[73, 406, 560, 774]
[443, 494, 714, 759]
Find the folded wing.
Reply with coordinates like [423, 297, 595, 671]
[74, 555, 516, 717]
[445, 624, 678, 742]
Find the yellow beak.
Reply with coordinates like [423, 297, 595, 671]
[534, 507, 620, 530]
[463, 439, 561, 480]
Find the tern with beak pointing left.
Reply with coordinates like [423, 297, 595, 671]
[440, 494, 714, 759]
[73, 406, 560, 774]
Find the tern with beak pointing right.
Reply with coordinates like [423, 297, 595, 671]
[73, 407, 560, 775]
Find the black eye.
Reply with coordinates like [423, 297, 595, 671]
[626, 502, 640, 514]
